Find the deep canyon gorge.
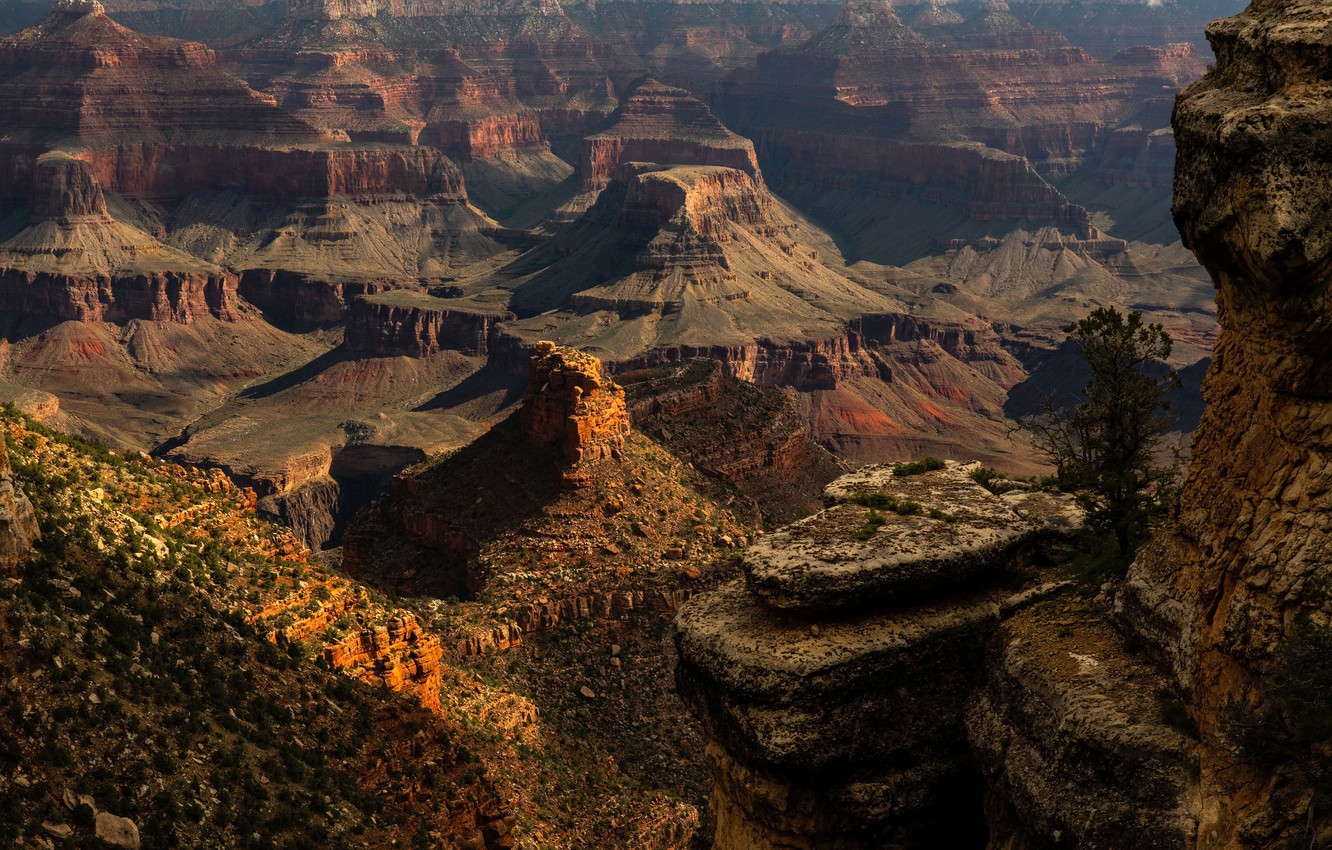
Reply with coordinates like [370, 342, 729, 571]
[3, 0, 1327, 849]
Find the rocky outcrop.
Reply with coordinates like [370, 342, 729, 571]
[676, 462, 1090, 850]
[0, 268, 240, 324]
[967, 601, 1198, 850]
[746, 463, 1039, 610]
[620, 358, 845, 526]
[521, 342, 630, 466]
[320, 614, 446, 712]
[577, 79, 761, 192]
[344, 293, 513, 358]
[0, 429, 39, 573]
[1115, 2, 1332, 847]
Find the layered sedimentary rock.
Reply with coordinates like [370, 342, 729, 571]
[577, 78, 760, 191]
[1117, 2, 1332, 847]
[712, 0, 1211, 263]
[497, 161, 882, 352]
[0, 150, 241, 324]
[521, 342, 630, 466]
[676, 462, 1103, 849]
[0, 1, 505, 325]
[677, 460, 1207, 849]
[228, 0, 618, 218]
[344, 292, 513, 357]
[620, 358, 845, 526]
[482, 159, 1035, 467]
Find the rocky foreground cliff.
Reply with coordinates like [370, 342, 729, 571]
[677, 2, 1332, 848]
[1122, 1, 1332, 847]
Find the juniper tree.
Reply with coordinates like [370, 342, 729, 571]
[1023, 307, 1181, 559]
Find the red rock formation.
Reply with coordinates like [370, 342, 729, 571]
[576, 78, 761, 191]
[620, 358, 845, 526]
[344, 293, 513, 358]
[521, 342, 630, 466]
[321, 615, 446, 712]
[0, 152, 241, 323]
[0, 268, 240, 323]
[0, 2, 502, 319]
[711, 0, 1210, 262]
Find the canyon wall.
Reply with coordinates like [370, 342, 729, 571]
[344, 295, 513, 358]
[1119, 1, 1332, 847]
[577, 79, 761, 191]
[678, 461, 1201, 850]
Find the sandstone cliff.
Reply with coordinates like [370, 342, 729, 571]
[344, 291, 513, 358]
[0, 1, 506, 322]
[1118, 1, 1332, 847]
[674, 462, 1182, 850]
[577, 78, 760, 192]
[711, 0, 1211, 264]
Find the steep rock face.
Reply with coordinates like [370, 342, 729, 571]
[1118, 3, 1332, 847]
[344, 292, 513, 358]
[712, 0, 1210, 263]
[0, 268, 240, 323]
[577, 78, 760, 191]
[675, 462, 1082, 850]
[0, 153, 241, 323]
[620, 358, 845, 527]
[0, 4, 505, 319]
[237, 270, 392, 329]
[677, 461, 1205, 849]
[0, 434, 39, 572]
[319, 613, 445, 712]
[967, 602, 1198, 850]
[521, 342, 630, 466]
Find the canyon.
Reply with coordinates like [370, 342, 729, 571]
[0, 0, 1236, 550]
[674, 2, 1332, 850]
[7, 1, 1326, 849]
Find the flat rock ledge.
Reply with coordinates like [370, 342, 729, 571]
[744, 461, 1071, 610]
[675, 461, 1098, 849]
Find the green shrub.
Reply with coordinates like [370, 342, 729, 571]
[892, 457, 946, 477]
[968, 466, 1002, 491]
[854, 509, 886, 540]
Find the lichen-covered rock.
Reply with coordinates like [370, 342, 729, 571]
[676, 580, 1017, 849]
[676, 459, 1081, 850]
[745, 461, 1035, 609]
[968, 601, 1198, 850]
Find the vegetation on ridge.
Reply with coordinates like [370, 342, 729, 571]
[1020, 307, 1181, 562]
